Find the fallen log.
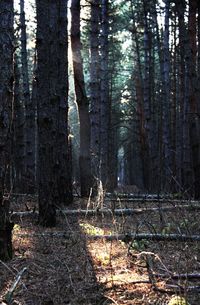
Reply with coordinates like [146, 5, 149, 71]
[154, 273, 200, 280]
[11, 204, 200, 220]
[105, 198, 200, 205]
[14, 232, 200, 242]
[106, 193, 173, 199]
[165, 284, 200, 292]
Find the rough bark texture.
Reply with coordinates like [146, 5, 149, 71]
[20, 0, 36, 193]
[142, 0, 152, 190]
[90, 0, 101, 181]
[188, 0, 200, 199]
[36, 0, 72, 226]
[162, 0, 171, 190]
[0, 0, 14, 260]
[71, 0, 92, 197]
[13, 53, 26, 192]
[100, 0, 110, 187]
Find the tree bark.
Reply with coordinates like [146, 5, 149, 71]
[188, 0, 200, 199]
[36, 0, 72, 226]
[71, 0, 92, 197]
[100, 0, 110, 187]
[90, 0, 101, 182]
[0, 0, 14, 260]
[162, 0, 172, 191]
[13, 53, 26, 192]
[20, 0, 36, 193]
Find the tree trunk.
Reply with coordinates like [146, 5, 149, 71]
[90, 0, 101, 183]
[20, 0, 36, 193]
[36, 0, 72, 226]
[13, 53, 26, 192]
[100, 0, 110, 187]
[176, 0, 194, 195]
[0, 0, 14, 260]
[71, 0, 92, 197]
[143, 0, 152, 190]
[188, 0, 200, 199]
[162, 0, 172, 191]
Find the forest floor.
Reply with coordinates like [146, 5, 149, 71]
[0, 194, 200, 305]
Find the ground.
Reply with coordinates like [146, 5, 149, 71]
[0, 194, 200, 305]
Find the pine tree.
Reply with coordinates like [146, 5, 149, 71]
[0, 0, 14, 260]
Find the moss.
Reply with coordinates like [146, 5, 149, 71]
[168, 296, 190, 305]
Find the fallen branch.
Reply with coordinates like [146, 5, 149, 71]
[105, 198, 200, 205]
[154, 273, 200, 280]
[11, 204, 200, 220]
[165, 284, 200, 292]
[14, 232, 200, 242]
[4, 267, 27, 304]
[106, 193, 173, 199]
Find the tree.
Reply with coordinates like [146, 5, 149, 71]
[188, 0, 200, 198]
[0, 0, 14, 260]
[13, 52, 26, 193]
[20, 0, 36, 193]
[99, 0, 110, 187]
[71, 0, 92, 197]
[90, 0, 101, 183]
[36, 0, 72, 226]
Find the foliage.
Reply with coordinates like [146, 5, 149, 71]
[167, 296, 190, 305]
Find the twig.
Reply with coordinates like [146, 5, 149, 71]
[4, 267, 27, 304]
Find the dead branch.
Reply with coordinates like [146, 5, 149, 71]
[105, 198, 200, 205]
[14, 232, 200, 242]
[154, 273, 200, 280]
[4, 267, 27, 304]
[11, 204, 200, 220]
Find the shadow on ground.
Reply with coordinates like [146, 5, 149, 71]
[0, 197, 111, 305]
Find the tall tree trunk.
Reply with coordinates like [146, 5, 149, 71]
[13, 53, 26, 192]
[188, 0, 200, 198]
[100, 0, 110, 187]
[90, 0, 101, 182]
[71, 0, 92, 197]
[36, 0, 72, 227]
[175, 0, 193, 194]
[142, 0, 152, 190]
[20, 0, 36, 193]
[0, 0, 14, 260]
[162, 0, 172, 190]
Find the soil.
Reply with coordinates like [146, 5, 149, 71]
[0, 195, 200, 305]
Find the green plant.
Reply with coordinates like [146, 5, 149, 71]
[167, 296, 190, 305]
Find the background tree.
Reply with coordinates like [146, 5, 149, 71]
[71, 0, 92, 197]
[20, 0, 36, 193]
[90, 0, 101, 184]
[0, 0, 14, 260]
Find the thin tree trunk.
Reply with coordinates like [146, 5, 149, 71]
[142, 0, 152, 190]
[175, 0, 193, 194]
[100, 0, 110, 187]
[188, 0, 200, 199]
[162, 0, 172, 191]
[13, 54, 26, 192]
[71, 0, 92, 197]
[90, 0, 101, 182]
[20, 0, 36, 193]
[0, 0, 14, 260]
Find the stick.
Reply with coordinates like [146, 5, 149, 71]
[11, 204, 200, 220]
[14, 232, 200, 242]
[5, 267, 27, 304]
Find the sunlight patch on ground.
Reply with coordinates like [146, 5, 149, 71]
[79, 222, 113, 236]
